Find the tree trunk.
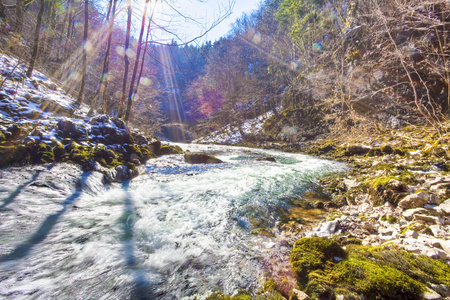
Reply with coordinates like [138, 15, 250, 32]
[76, 0, 89, 107]
[42, 0, 57, 60]
[56, 0, 70, 61]
[118, 0, 132, 118]
[92, 0, 116, 113]
[134, 19, 152, 96]
[14, 0, 24, 33]
[0, 0, 7, 19]
[124, 0, 149, 122]
[26, 0, 45, 77]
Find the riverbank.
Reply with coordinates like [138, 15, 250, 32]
[203, 123, 450, 300]
[280, 123, 450, 300]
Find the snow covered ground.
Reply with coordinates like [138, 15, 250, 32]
[194, 111, 274, 144]
[0, 53, 151, 148]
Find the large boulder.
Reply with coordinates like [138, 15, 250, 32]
[184, 152, 222, 164]
[88, 115, 133, 145]
[57, 119, 87, 142]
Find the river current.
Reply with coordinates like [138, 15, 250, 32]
[0, 144, 346, 299]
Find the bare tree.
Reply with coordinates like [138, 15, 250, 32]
[14, 0, 24, 33]
[118, 0, 132, 117]
[26, 0, 45, 77]
[124, 0, 150, 122]
[76, 0, 89, 107]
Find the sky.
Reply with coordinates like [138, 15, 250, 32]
[152, 0, 262, 44]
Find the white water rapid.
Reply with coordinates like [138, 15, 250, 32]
[0, 144, 347, 299]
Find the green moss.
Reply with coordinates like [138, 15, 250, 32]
[32, 142, 55, 164]
[380, 214, 398, 224]
[291, 237, 347, 285]
[206, 290, 252, 300]
[291, 238, 450, 300]
[0, 144, 32, 167]
[310, 251, 425, 299]
[158, 145, 184, 156]
[327, 211, 342, 221]
[367, 176, 398, 189]
[399, 223, 432, 235]
[250, 228, 275, 237]
[53, 141, 65, 160]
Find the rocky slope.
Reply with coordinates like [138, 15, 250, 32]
[286, 124, 450, 300]
[0, 53, 183, 181]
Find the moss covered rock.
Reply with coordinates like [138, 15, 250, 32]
[290, 237, 450, 300]
[290, 237, 346, 285]
[0, 144, 32, 167]
[158, 144, 184, 156]
[184, 152, 222, 164]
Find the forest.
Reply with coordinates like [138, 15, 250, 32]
[1, 0, 448, 142]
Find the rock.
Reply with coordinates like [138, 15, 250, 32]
[290, 289, 310, 300]
[430, 183, 450, 197]
[379, 227, 396, 236]
[184, 152, 222, 164]
[429, 225, 448, 238]
[422, 288, 443, 300]
[439, 199, 450, 215]
[403, 208, 428, 220]
[39, 99, 71, 116]
[439, 240, 450, 255]
[256, 157, 277, 162]
[424, 248, 449, 260]
[431, 285, 450, 297]
[362, 234, 379, 246]
[381, 145, 394, 155]
[158, 144, 183, 156]
[313, 220, 339, 237]
[89, 116, 133, 145]
[57, 119, 87, 142]
[429, 194, 440, 205]
[344, 145, 370, 156]
[115, 165, 130, 182]
[414, 214, 443, 225]
[405, 230, 419, 239]
[398, 191, 430, 210]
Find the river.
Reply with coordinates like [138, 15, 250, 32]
[0, 144, 347, 299]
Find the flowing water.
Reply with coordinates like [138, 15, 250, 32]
[0, 144, 347, 299]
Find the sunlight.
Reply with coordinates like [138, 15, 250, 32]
[157, 45, 185, 141]
[53, 22, 112, 95]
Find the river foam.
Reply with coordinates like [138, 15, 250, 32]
[0, 144, 347, 299]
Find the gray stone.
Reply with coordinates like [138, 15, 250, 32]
[429, 194, 440, 205]
[313, 220, 339, 237]
[439, 199, 450, 215]
[414, 214, 442, 225]
[399, 191, 430, 210]
[422, 288, 443, 300]
[291, 289, 310, 300]
[405, 230, 419, 239]
[431, 284, 450, 297]
[429, 225, 448, 238]
[425, 248, 449, 260]
[403, 208, 428, 220]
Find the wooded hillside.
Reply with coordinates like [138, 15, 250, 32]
[0, 0, 449, 142]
